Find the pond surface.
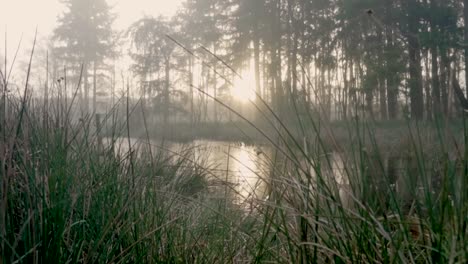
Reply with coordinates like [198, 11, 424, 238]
[169, 140, 273, 206]
[106, 138, 444, 212]
[108, 138, 273, 206]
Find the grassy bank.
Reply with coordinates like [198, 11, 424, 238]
[1, 81, 467, 263]
[124, 118, 464, 156]
[2, 102, 272, 262]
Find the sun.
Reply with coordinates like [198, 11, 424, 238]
[231, 69, 257, 102]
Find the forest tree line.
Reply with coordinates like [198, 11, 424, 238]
[38, 0, 468, 122]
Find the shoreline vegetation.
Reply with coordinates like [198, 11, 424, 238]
[2, 0, 468, 261]
[2, 89, 466, 262]
[123, 119, 465, 154]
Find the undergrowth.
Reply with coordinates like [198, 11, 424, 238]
[0, 42, 466, 263]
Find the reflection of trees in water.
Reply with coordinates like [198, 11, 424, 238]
[107, 137, 458, 216]
[267, 149, 455, 216]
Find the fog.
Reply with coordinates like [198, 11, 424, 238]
[0, 0, 182, 51]
[2, 0, 467, 124]
[1, 1, 467, 262]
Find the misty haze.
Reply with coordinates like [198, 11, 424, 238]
[1, 0, 467, 263]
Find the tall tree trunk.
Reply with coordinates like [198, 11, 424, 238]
[273, 47, 283, 115]
[349, 58, 356, 116]
[93, 61, 97, 114]
[407, 0, 424, 120]
[464, 0, 468, 95]
[140, 77, 146, 113]
[285, 0, 293, 111]
[287, 0, 298, 100]
[424, 50, 432, 119]
[44, 51, 49, 128]
[84, 63, 89, 114]
[343, 54, 349, 119]
[253, 5, 262, 100]
[431, 48, 441, 117]
[164, 57, 170, 125]
[212, 45, 218, 123]
[430, 0, 441, 118]
[189, 56, 194, 125]
[204, 66, 209, 122]
[292, 29, 299, 99]
[262, 50, 269, 103]
[271, 0, 283, 116]
[377, 30, 387, 120]
[253, 26, 261, 118]
[327, 68, 333, 119]
[441, 50, 450, 116]
[111, 62, 115, 106]
[385, 0, 398, 119]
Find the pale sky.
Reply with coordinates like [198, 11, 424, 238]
[0, 0, 183, 53]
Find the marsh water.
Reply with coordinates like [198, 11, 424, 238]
[108, 138, 440, 210]
[109, 138, 273, 205]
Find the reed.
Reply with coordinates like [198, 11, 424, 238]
[1, 42, 466, 263]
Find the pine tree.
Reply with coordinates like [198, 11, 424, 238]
[128, 16, 188, 125]
[52, 0, 115, 113]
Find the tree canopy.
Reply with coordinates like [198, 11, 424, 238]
[53, 0, 115, 65]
